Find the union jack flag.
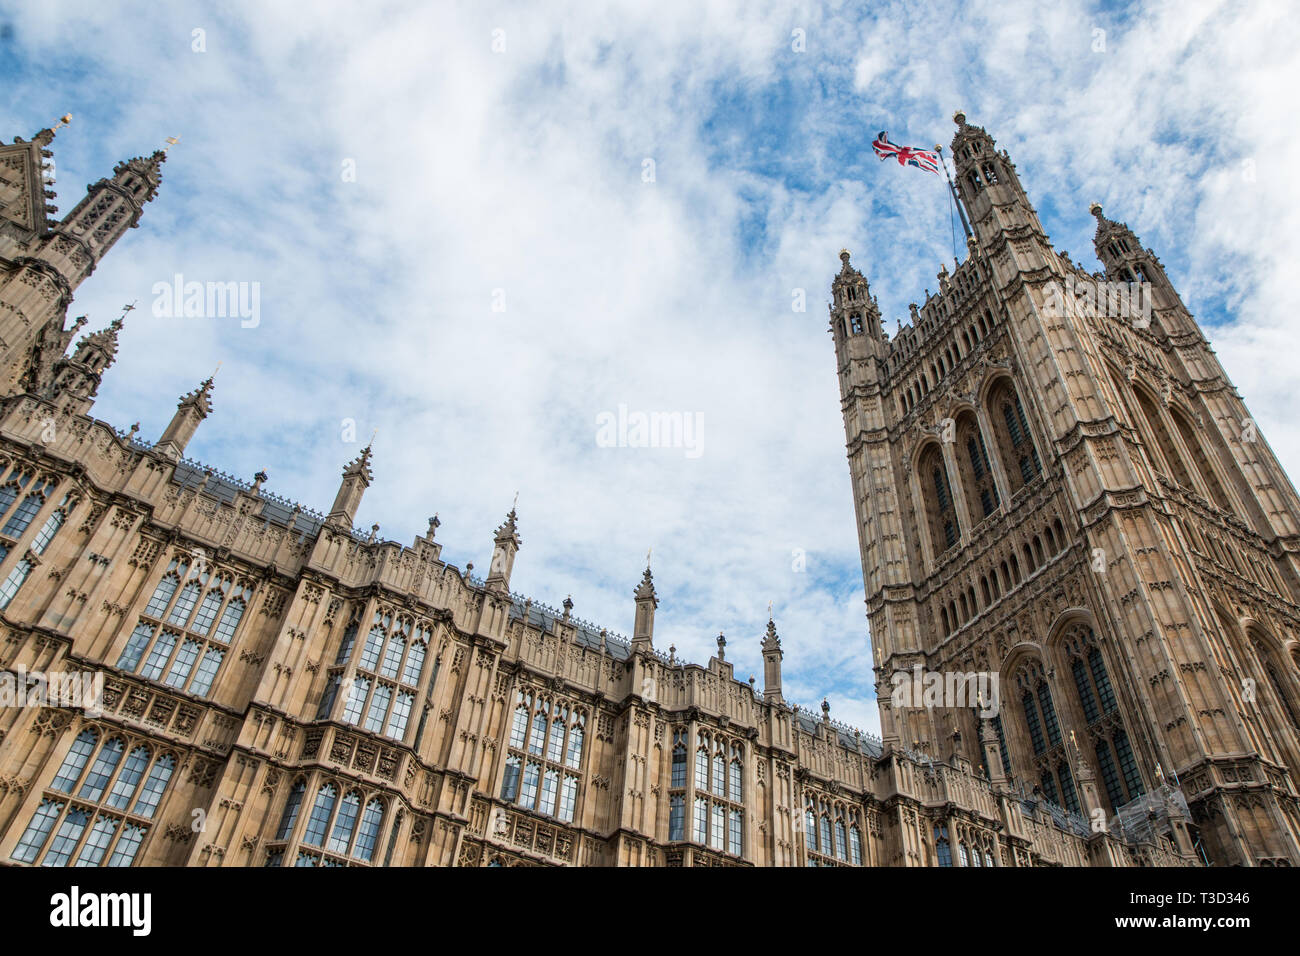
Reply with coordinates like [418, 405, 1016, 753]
[871, 132, 941, 175]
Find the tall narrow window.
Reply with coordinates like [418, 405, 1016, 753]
[276, 780, 306, 840]
[302, 784, 337, 847]
[957, 413, 999, 521]
[501, 755, 522, 802]
[935, 824, 952, 867]
[920, 443, 959, 558]
[988, 380, 1039, 492]
[669, 794, 685, 840]
[353, 800, 384, 862]
[327, 791, 361, 854]
[106, 747, 151, 810]
[51, 729, 98, 793]
[334, 621, 359, 666]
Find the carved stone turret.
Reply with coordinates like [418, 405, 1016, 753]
[325, 444, 373, 530]
[630, 565, 657, 653]
[155, 375, 214, 460]
[761, 617, 784, 703]
[485, 506, 520, 594]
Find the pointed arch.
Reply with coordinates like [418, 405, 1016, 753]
[1131, 384, 1194, 489]
[916, 440, 960, 560]
[984, 377, 1040, 493]
[953, 408, 999, 524]
[1169, 405, 1235, 514]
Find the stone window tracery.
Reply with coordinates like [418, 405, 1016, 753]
[331, 610, 431, 742]
[0, 492, 74, 609]
[11, 725, 175, 867]
[1064, 624, 1144, 811]
[500, 688, 585, 824]
[803, 792, 864, 866]
[1015, 660, 1080, 815]
[690, 730, 744, 856]
[270, 776, 387, 867]
[987, 379, 1040, 492]
[116, 555, 253, 698]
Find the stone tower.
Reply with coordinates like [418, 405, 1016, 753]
[0, 121, 165, 396]
[831, 112, 1300, 866]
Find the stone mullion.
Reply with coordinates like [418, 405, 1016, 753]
[941, 439, 973, 546]
[906, 464, 936, 578]
[975, 405, 1012, 511]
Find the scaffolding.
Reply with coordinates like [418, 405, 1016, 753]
[1112, 783, 1190, 847]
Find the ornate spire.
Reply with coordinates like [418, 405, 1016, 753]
[342, 442, 374, 482]
[761, 615, 784, 703]
[1090, 201, 1140, 252]
[631, 562, 658, 652]
[155, 374, 216, 460]
[634, 565, 657, 604]
[831, 247, 883, 341]
[326, 444, 375, 529]
[46, 313, 125, 410]
[486, 499, 522, 594]
[762, 616, 781, 652]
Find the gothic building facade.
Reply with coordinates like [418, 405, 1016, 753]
[0, 113, 1280, 868]
[832, 112, 1300, 867]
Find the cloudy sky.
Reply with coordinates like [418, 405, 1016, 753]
[4, 0, 1298, 737]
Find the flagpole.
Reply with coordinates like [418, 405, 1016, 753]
[935, 145, 973, 243]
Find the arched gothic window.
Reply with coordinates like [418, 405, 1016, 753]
[934, 824, 952, 866]
[501, 689, 585, 823]
[955, 411, 998, 522]
[919, 443, 959, 558]
[277, 779, 306, 840]
[1063, 624, 1144, 811]
[987, 379, 1040, 492]
[117, 559, 252, 698]
[12, 729, 174, 867]
[1016, 660, 1078, 814]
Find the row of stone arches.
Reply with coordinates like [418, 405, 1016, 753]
[939, 515, 1070, 636]
[1211, 602, 1300, 787]
[936, 613, 1146, 818]
[1103, 362, 1247, 524]
[897, 308, 1000, 417]
[914, 374, 1043, 567]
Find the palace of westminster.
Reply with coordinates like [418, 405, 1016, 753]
[0, 109, 1298, 870]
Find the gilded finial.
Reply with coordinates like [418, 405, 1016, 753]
[162, 136, 181, 152]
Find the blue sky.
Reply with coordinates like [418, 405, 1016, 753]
[3, 0, 1299, 737]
